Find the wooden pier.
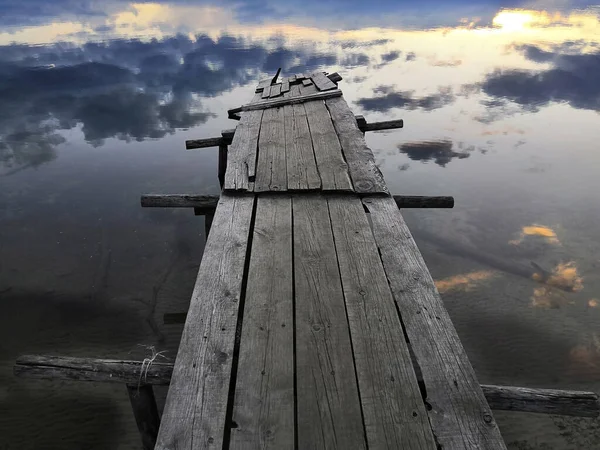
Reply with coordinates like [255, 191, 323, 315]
[13, 71, 600, 450]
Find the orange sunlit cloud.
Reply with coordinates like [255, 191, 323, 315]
[532, 261, 584, 292]
[435, 270, 496, 294]
[589, 299, 599, 308]
[569, 334, 600, 378]
[510, 224, 560, 245]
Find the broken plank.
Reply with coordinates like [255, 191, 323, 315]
[363, 196, 507, 450]
[302, 78, 313, 87]
[127, 384, 161, 450]
[293, 195, 366, 449]
[270, 83, 282, 97]
[262, 85, 272, 99]
[155, 193, 255, 450]
[255, 107, 287, 192]
[311, 72, 337, 91]
[328, 196, 437, 449]
[230, 196, 294, 449]
[281, 80, 290, 93]
[285, 100, 321, 190]
[303, 99, 353, 191]
[229, 90, 342, 114]
[223, 108, 263, 190]
[325, 96, 388, 194]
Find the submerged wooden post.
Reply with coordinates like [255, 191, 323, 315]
[126, 384, 161, 450]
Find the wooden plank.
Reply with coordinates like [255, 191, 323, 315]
[363, 196, 507, 450]
[327, 196, 437, 449]
[230, 196, 294, 449]
[228, 90, 342, 114]
[311, 72, 337, 91]
[362, 119, 404, 132]
[286, 75, 296, 83]
[285, 99, 321, 190]
[185, 136, 224, 149]
[140, 194, 219, 210]
[15, 355, 600, 418]
[394, 195, 454, 208]
[270, 83, 282, 97]
[256, 78, 272, 92]
[328, 72, 342, 83]
[293, 195, 366, 449]
[302, 78, 313, 87]
[255, 107, 287, 192]
[281, 80, 290, 93]
[325, 96, 388, 194]
[155, 193, 255, 450]
[127, 384, 161, 450]
[223, 109, 263, 190]
[262, 85, 272, 99]
[303, 100, 353, 191]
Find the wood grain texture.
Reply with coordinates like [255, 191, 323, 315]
[155, 193, 255, 450]
[285, 98, 321, 190]
[281, 80, 290, 93]
[140, 194, 219, 210]
[311, 72, 337, 91]
[262, 85, 272, 98]
[303, 100, 353, 191]
[299, 83, 318, 95]
[224, 108, 263, 190]
[363, 196, 507, 450]
[127, 384, 161, 450]
[185, 136, 224, 149]
[393, 196, 454, 209]
[325, 97, 388, 194]
[229, 90, 342, 114]
[230, 196, 294, 449]
[362, 119, 404, 132]
[302, 79, 313, 87]
[255, 106, 287, 192]
[327, 196, 437, 449]
[270, 83, 282, 97]
[293, 195, 366, 450]
[256, 78, 272, 92]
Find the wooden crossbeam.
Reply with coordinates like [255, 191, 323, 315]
[14, 355, 600, 418]
[228, 90, 342, 115]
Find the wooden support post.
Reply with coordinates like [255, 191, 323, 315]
[14, 355, 600, 418]
[218, 143, 227, 188]
[361, 119, 404, 132]
[204, 211, 214, 241]
[126, 384, 160, 450]
[393, 195, 454, 208]
[141, 194, 219, 210]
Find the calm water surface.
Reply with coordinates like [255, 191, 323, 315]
[1, 1, 600, 448]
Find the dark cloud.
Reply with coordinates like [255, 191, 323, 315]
[341, 53, 370, 67]
[355, 85, 455, 112]
[398, 140, 470, 167]
[405, 52, 416, 61]
[481, 44, 600, 113]
[336, 39, 391, 49]
[381, 50, 401, 62]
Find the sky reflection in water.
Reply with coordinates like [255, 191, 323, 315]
[2, 1, 600, 448]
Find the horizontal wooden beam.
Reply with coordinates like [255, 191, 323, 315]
[394, 195, 454, 208]
[362, 119, 404, 132]
[328, 72, 342, 83]
[15, 355, 600, 417]
[185, 129, 235, 150]
[228, 89, 342, 115]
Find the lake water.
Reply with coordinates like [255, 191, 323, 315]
[1, 1, 600, 448]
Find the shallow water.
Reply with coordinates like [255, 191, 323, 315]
[1, 1, 600, 448]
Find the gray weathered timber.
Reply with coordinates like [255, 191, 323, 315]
[185, 136, 223, 149]
[286, 75, 296, 83]
[15, 355, 600, 417]
[270, 83, 282, 97]
[155, 193, 255, 450]
[362, 119, 404, 132]
[299, 82, 318, 95]
[222, 128, 235, 143]
[229, 90, 342, 114]
[281, 80, 290, 93]
[285, 99, 321, 190]
[255, 78, 272, 92]
[230, 196, 294, 449]
[255, 107, 287, 192]
[224, 108, 263, 190]
[218, 143, 228, 188]
[302, 78, 313, 87]
[328, 72, 342, 83]
[262, 85, 272, 98]
[303, 100, 353, 191]
[127, 384, 161, 450]
[293, 195, 366, 450]
[326, 96, 388, 194]
[355, 115, 367, 129]
[363, 196, 507, 450]
[327, 196, 437, 449]
[311, 72, 337, 91]
[394, 195, 454, 208]
[140, 194, 219, 210]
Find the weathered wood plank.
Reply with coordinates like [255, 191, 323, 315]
[303, 100, 353, 191]
[285, 98, 321, 190]
[218, 143, 228, 188]
[328, 196, 437, 449]
[328, 72, 342, 83]
[262, 85, 272, 99]
[362, 119, 404, 132]
[140, 194, 219, 210]
[230, 196, 294, 449]
[256, 78, 272, 92]
[223, 108, 263, 190]
[394, 195, 454, 208]
[155, 193, 255, 450]
[302, 78, 313, 87]
[281, 79, 290, 93]
[293, 195, 366, 449]
[298, 82, 318, 95]
[270, 83, 282, 97]
[185, 136, 224, 149]
[311, 72, 337, 91]
[127, 384, 161, 450]
[325, 97, 388, 194]
[363, 196, 507, 450]
[228, 90, 342, 114]
[15, 355, 600, 418]
[255, 107, 287, 192]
